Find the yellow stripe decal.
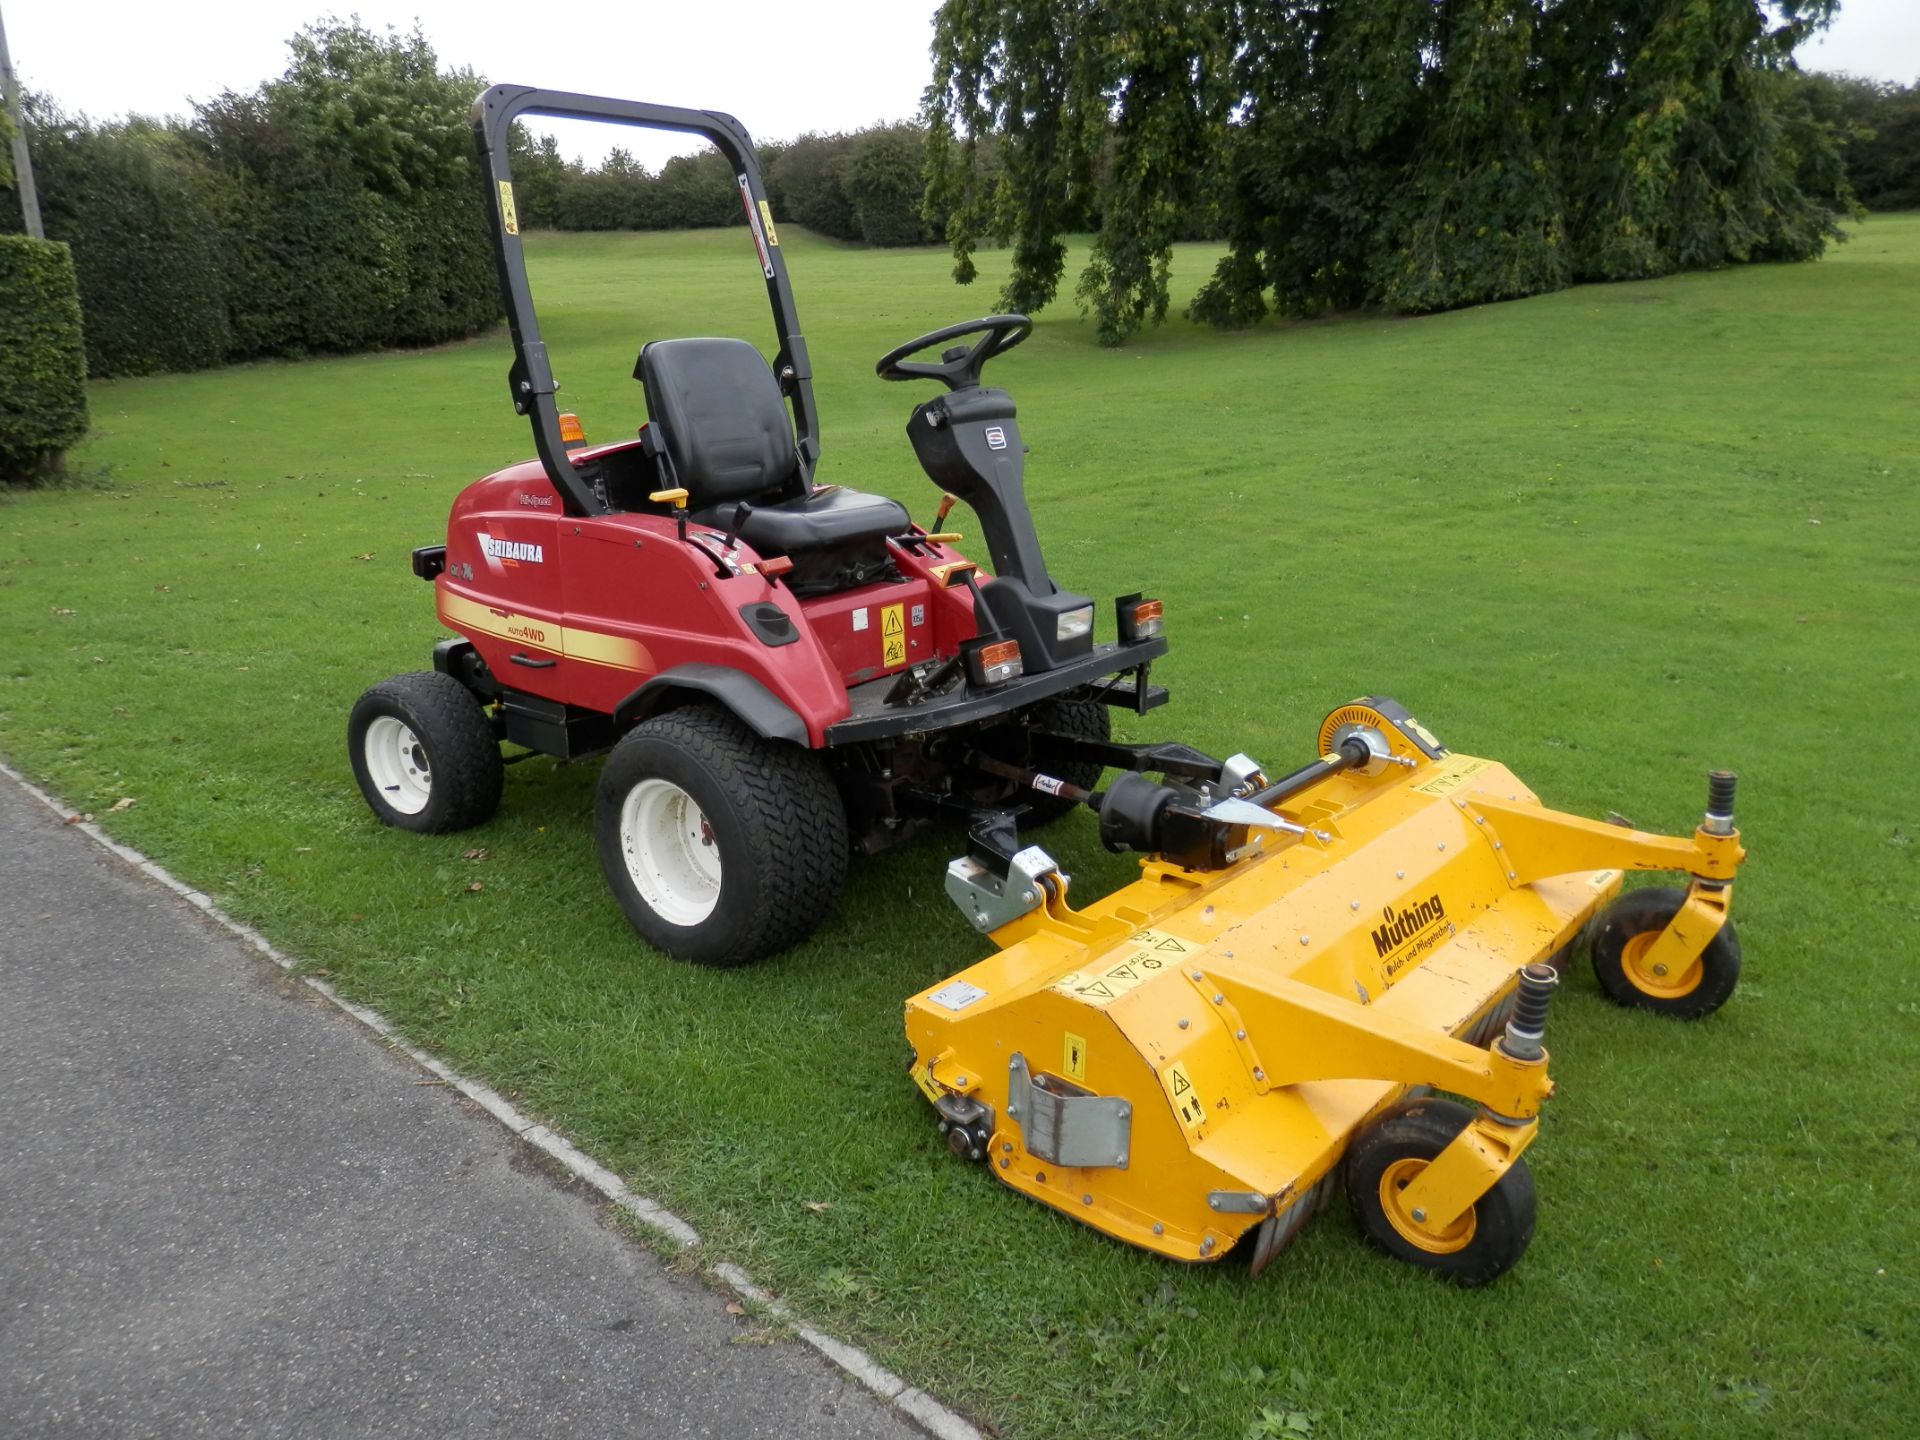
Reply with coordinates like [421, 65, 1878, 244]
[438, 591, 654, 672]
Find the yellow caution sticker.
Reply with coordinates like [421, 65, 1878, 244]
[497, 180, 519, 236]
[1063, 1032, 1087, 1082]
[1051, 928, 1199, 1007]
[758, 200, 780, 245]
[881, 603, 906, 667]
[1161, 1060, 1206, 1133]
[1412, 755, 1492, 797]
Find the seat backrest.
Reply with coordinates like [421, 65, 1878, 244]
[637, 338, 800, 507]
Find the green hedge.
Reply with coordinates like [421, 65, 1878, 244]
[24, 117, 231, 377]
[0, 235, 89, 482]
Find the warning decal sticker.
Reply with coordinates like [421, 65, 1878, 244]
[881, 603, 906, 667]
[1063, 1032, 1087, 1082]
[1161, 1060, 1206, 1133]
[497, 181, 519, 236]
[1051, 928, 1199, 1007]
[1411, 755, 1492, 797]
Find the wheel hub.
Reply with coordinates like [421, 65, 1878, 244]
[1378, 1157, 1476, 1255]
[363, 715, 433, 816]
[1619, 930, 1702, 1000]
[618, 778, 723, 926]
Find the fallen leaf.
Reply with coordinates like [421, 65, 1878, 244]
[65, 813, 93, 825]
[106, 797, 137, 813]
[804, 1201, 832, 1213]
[465, 881, 484, 893]
[355, 552, 376, 561]
[462, 848, 489, 861]
[155, 585, 171, 593]
[724, 1302, 745, 1316]
[52, 607, 75, 616]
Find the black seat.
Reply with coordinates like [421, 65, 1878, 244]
[636, 338, 908, 554]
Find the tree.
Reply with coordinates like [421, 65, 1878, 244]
[928, 0, 1855, 344]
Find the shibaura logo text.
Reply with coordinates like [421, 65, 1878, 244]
[1372, 894, 1447, 967]
[478, 533, 543, 564]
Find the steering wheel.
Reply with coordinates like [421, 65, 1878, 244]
[874, 314, 1032, 391]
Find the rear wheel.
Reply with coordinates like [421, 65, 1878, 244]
[348, 672, 502, 833]
[1345, 1097, 1535, 1287]
[1590, 886, 1740, 1019]
[594, 705, 848, 967]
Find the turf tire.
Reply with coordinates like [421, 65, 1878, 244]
[594, 705, 848, 967]
[1589, 885, 1741, 1019]
[1018, 693, 1112, 827]
[348, 671, 502, 834]
[1345, 1096, 1536, 1288]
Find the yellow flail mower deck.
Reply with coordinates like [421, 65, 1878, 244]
[907, 699, 1745, 1286]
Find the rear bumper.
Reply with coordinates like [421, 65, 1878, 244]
[823, 635, 1167, 746]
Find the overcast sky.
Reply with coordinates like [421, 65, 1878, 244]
[5, 0, 1915, 172]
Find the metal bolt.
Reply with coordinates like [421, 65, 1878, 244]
[955, 1076, 966, 1087]
[1351, 900, 1360, 911]
[1474, 815, 1484, 825]
[1190, 970, 1204, 981]
[1200, 1237, 1216, 1256]
[1118, 1106, 1130, 1118]
[1177, 1018, 1190, 1030]
[1299, 934, 1311, 946]
[1002, 1142, 1013, 1153]
[999, 1158, 1010, 1169]
[1208, 1196, 1220, 1209]
[1007, 1103, 1018, 1116]
[1508, 871, 1517, 881]
[1212, 993, 1225, 1005]
[1082, 1194, 1093, 1206]
[1396, 869, 1406, 879]
[1252, 1068, 1266, 1082]
[1035, 1171, 1046, 1184]
[1152, 1223, 1165, 1236]
[1412, 1207, 1428, 1224]
[1117, 1154, 1127, 1166]
[1234, 1029, 1247, 1041]
[1492, 841, 1502, 851]
[1437, 843, 1447, 852]
[1653, 963, 1669, 976]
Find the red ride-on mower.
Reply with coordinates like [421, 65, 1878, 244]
[348, 86, 1169, 965]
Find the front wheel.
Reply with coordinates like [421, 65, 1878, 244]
[348, 671, 502, 833]
[594, 706, 848, 967]
[1590, 886, 1741, 1019]
[1345, 1097, 1536, 1287]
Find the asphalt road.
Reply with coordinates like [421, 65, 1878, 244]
[0, 773, 922, 1440]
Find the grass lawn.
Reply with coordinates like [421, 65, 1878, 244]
[5, 214, 1917, 1439]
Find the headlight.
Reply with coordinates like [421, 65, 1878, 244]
[1056, 605, 1094, 642]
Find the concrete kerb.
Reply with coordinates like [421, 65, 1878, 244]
[1, 759, 980, 1440]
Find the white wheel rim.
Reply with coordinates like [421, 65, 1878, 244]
[618, 778, 722, 926]
[364, 715, 432, 815]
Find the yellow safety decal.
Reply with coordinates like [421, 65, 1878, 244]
[912, 1061, 945, 1103]
[497, 180, 519, 236]
[1063, 1032, 1087, 1082]
[758, 200, 780, 245]
[1161, 1060, 1206, 1133]
[881, 603, 906, 667]
[1051, 928, 1199, 1007]
[1412, 755, 1492, 797]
